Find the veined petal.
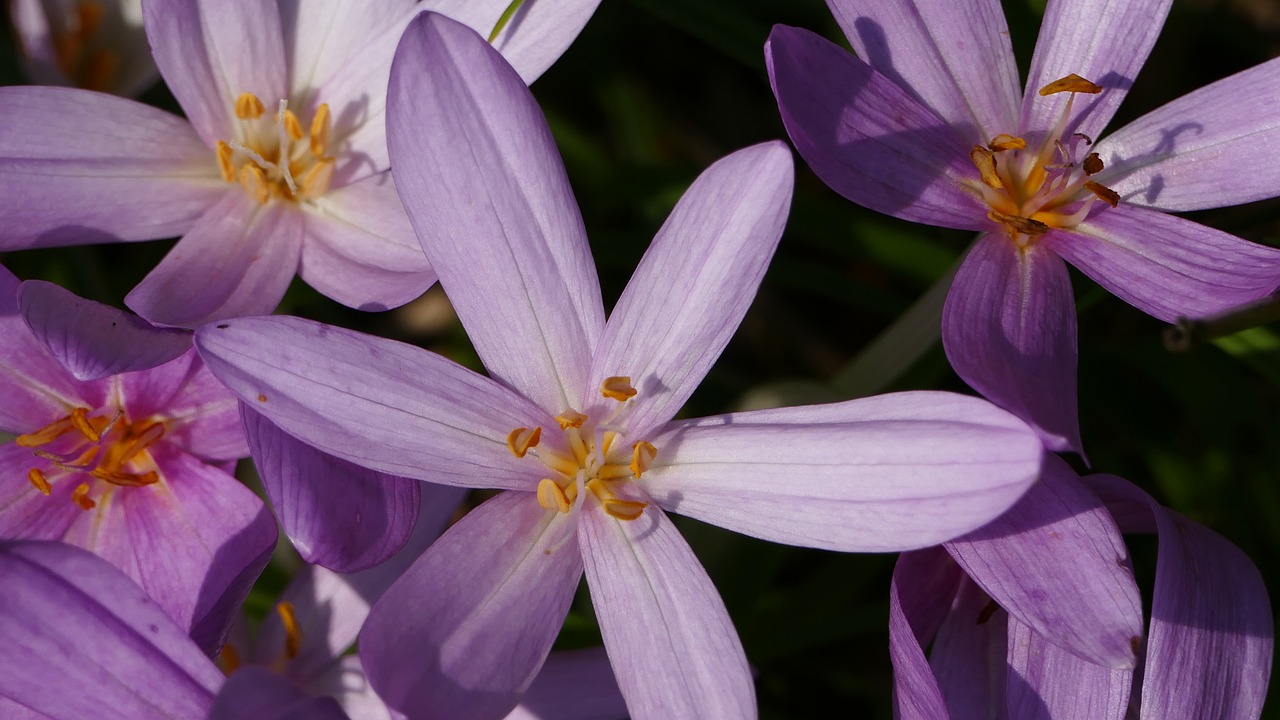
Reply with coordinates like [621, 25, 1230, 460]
[361, 491, 582, 720]
[388, 12, 604, 412]
[125, 191, 305, 328]
[942, 234, 1082, 454]
[0, 442, 82, 541]
[1085, 476, 1272, 720]
[18, 280, 191, 381]
[579, 505, 753, 720]
[931, 578, 1008, 720]
[0, 267, 88, 431]
[1021, 0, 1173, 140]
[195, 316, 547, 489]
[826, 0, 1020, 144]
[300, 171, 436, 312]
[280, 0, 415, 103]
[946, 454, 1143, 668]
[506, 647, 627, 720]
[766, 24, 987, 232]
[1049, 202, 1280, 324]
[590, 142, 793, 438]
[1006, 617, 1132, 720]
[208, 667, 349, 720]
[143, 0, 286, 145]
[0, 541, 221, 719]
[889, 549, 962, 720]
[641, 391, 1042, 552]
[425, 0, 603, 84]
[0, 87, 221, 248]
[131, 353, 246, 462]
[1097, 56, 1280, 211]
[243, 407, 419, 573]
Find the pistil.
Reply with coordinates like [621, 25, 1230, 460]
[216, 92, 335, 205]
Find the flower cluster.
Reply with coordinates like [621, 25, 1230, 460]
[0, 0, 1274, 718]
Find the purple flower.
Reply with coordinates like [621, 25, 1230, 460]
[0, 266, 275, 653]
[9, 0, 157, 96]
[767, 0, 1280, 453]
[890, 472, 1272, 719]
[0, 0, 602, 327]
[194, 13, 1045, 719]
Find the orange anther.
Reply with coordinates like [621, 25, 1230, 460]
[16, 415, 77, 447]
[555, 410, 588, 429]
[71, 483, 96, 510]
[90, 467, 159, 487]
[601, 376, 637, 401]
[969, 146, 1004, 190]
[602, 499, 646, 521]
[239, 164, 271, 204]
[1084, 180, 1120, 208]
[1082, 152, 1104, 176]
[297, 158, 335, 198]
[1038, 73, 1102, 96]
[988, 209, 1050, 236]
[537, 478, 571, 513]
[218, 645, 242, 674]
[282, 109, 304, 142]
[276, 601, 302, 660]
[28, 468, 52, 495]
[216, 141, 236, 182]
[310, 104, 331, 158]
[507, 427, 542, 458]
[235, 92, 265, 120]
[988, 134, 1026, 152]
[631, 441, 657, 478]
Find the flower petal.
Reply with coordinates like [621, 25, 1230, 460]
[931, 577, 1007, 719]
[281, 0, 415, 101]
[1085, 475, 1273, 720]
[195, 316, 546, 489]
[361, 490, 582, 720]
[18, 280, 191, 381]
[1020, 0, 1173, 140]
[766, 24, 987, 232]
[424, 0, 602, 84]
[0, 267, 88, 431]
[942, 233, 1082, 454]
[946, 454, 1143, 668]
[242, 406, 420, 572]
[506, 647, 627, 720]
[209, 667, 349, 720]
[299, 171, 435, 311]
[1005, 616, 1133, 720]
[304, 656, 388, 720]
[641, 391, 1042, 552]
[125, 191, 305, 327]
[589, 142, 793, 438]
[888, 549, 963, 720]
[143, 0, 286, 145]
[133, 352, 247, 462]
[1048, 204, 1280, 323]
[0, 87, 221, 248]
[579, 505, 753, 719]
[387, 12, 604, 412]
[1097, 56, 1280, 211]
[826, 0, 1020, 144]
[0, 540, 221, 719]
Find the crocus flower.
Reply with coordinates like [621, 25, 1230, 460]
[767, 0, 1280, 454]
[890, 473, 1272, 719]
[0, 266, 276, 653]
[9, 0, 157, 96]
[194, 13, 1045, 719]
[0, 0, 601, 327]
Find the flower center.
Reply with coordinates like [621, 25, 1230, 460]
[507, 376, 658, 522]
[215, 92, 335, 205]
[16, 406, 165, 510]
[216, 600, 303, 676]
[50, 1, 120, 92]
[967, 74, 1121, 249]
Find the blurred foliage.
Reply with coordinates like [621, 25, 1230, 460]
[2, 0, 1279, 717]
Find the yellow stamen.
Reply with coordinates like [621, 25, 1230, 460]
[506, 427, 541, 458]
[987, 209, 1050, 236]
[600, 376, 637, 401]
[630, 441, 657, 478]
[988, 134, 1026, 152]
[282, 109, 304, 142]
[28, 468, 52, 495]
[235, 92, 265, 120]
[71, 483, 95, 510]
[1038, 73, 1102, 96]
[537, 478, 571, 513]
[277, 601, 302, 659]
[555, 411, 588, 429]
[1082, 152, 1104, 176]
[1084, 180, 1120, 208]
[240, 164, 271, 204]
[595, 464, 632, 480]
[602, 498, 646, 521]
[69, 408, 99, 443]
[297, 158, 335, 198]
[309, 104, 331, 158]
[81, 50, 120, 93]
[969, 146, 1004, 190]
[600, 430, 618, 456]
[216, 141, 236, 182]
[218, 645, 242, 674]
[566, 427, 589, 466]
[16, 416, 76, 447]
[90, 467, 159, 487]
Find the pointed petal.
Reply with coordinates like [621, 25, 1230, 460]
[1048, 205, 1280, 323]
[0, 541, 220, 719]
[0, 268, 88, 431]
[18, 280, 190, 381]
[1085, 476, 1273, 720]
[1006, 616, 1133, 720]
[766, 24, 986, 232]
[946, 454, 1143, 668]
[361, 491, 582, 720]
[506, 647, 627, 720]
[243, 406, 420, 572]
[579, 505, 753, 719]
[1097, 56, 1280, 211]
[425, 0, 602, 84]
[195, 315, 546, 489]
[942, 234, 1082, 454]
[143, 0, 286, 145]
[889, 549, 964, 720]
[590, 142, 793, 438]
[209, 667, 349, 720]
[931, 578, 1008, 720]
[1021, 0, 1173, 140]
[300, 171, 435, 312]
[387, 12, 604, 412]
[641, 391, 1042, 551]
[0, 87, 221, 248]
[126, 192, 305, 327]
[826, 0, 1020, 144]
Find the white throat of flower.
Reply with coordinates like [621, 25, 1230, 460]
[216, 92, 335, 205]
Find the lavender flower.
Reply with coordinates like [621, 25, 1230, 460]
[767, 0, 1280, 453]
[0, 0, 601, 327]
[195, 14, 1045, 719]
[9, 0, 157, 96]
[0, 266, 275, 653]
